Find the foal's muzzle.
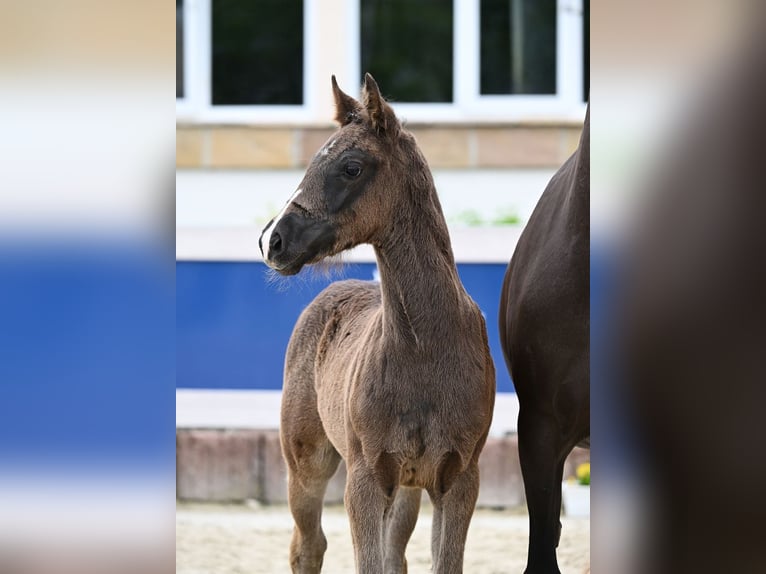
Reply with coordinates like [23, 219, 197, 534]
[259, 213, 336, 275]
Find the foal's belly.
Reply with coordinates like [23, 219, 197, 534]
[322, 377, 485, 494]
[318, 391, 459, 491]
[316, 381, 350, 458]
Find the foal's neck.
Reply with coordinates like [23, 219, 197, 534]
[373, 167, 467, 348]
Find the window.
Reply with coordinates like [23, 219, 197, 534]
[212, 0, 303, 105]
[582, 0, 589, 101]
[360, 0, 453, 103]
[177, 0, 184, 99]
[176, 0, 585, 123]
[177, 0, 311, 123]
[480, 0, 557, 96]
[356, 0, 585, 119]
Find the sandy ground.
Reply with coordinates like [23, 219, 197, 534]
[177, 502, 589, 573]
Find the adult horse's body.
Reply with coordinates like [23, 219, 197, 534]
[259, 74, 495, 573]
[499, 107, 590, 573]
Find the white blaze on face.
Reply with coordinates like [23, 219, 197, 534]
[319, 138, 337, 157]
[261, 188, 303, 262]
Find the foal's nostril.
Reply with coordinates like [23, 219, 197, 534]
[269, 230, 283, 255]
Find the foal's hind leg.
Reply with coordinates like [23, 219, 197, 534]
[283, 440, 340, 574]
[384, 487, 421, 573]
[430, 462, 481, 573]
[287, 451, 340, 574]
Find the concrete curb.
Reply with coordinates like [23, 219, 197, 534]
[177, 429, 588, 508]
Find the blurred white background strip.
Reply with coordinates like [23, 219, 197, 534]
[176, 389, 519, 436]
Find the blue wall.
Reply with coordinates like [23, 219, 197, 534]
[176, 261, 515, 393]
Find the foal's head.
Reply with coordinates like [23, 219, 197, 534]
[259, 74, 423, 275]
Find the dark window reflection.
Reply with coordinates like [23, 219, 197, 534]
[361, 0, 454, 103]
[212, 0, 303, 105]
[480, 0, 556, 95]
[177, 0, 184, 99]
[583, 0, 589, 102]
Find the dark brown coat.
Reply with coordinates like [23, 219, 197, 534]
[499, 106, 590, 573]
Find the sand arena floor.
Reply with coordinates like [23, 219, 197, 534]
[177, 502, 589, 573]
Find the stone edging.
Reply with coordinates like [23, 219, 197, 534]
[176, 429, 589, 508]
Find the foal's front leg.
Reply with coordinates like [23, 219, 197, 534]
[345, 461, 393, 573]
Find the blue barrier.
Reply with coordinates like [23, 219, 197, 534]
[176, 261, 515, 393]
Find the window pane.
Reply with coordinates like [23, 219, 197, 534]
[212, 0, 303, 106]
[361, 0, 453, 103]
[480, 0, 556, 95]
[583, 0, 589, 102]
[177, 0, 184, 99]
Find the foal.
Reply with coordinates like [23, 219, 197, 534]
[259, 74, 495, 573]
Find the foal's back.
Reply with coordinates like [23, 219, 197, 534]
[284, 278, 380, 382]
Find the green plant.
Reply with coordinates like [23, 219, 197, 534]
[491, 209, 521, 225]
[452, 209, 484, 227]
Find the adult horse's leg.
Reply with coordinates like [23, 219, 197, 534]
[518, 409, 566, 574]
[281, 378, 341, 573]
[430, 462, 481, 573]
[383, 487, 421, 573]
[345, 461, 391, 572]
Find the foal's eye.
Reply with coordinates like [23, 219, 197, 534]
[344, 163, 362, 177]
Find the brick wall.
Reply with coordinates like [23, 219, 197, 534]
[176, 124, 583, 170]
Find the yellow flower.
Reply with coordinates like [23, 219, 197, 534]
[576, 462, 590, 485]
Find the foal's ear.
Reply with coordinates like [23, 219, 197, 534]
[362, 73, 399, 136]
[332, 75, 361, 126]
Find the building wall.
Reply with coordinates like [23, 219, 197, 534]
[177, 123, 583, 170]
[176, 0, 588, 432]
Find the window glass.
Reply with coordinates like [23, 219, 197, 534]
[177, 0, 184, 99]
[360, 0, 454, 103]
[212, 0, 303, 105]
[583, 0, 589, 102]
[480, 0, 556, 95]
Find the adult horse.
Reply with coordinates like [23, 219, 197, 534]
[499, 106, 590, 573]
[259, 74, 495, 573]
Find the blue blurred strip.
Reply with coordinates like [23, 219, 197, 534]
[0, 240, 175, 471]
[590, 243, 637, 470]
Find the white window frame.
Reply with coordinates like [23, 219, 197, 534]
[176, 0, 318, 124]
[175, 0, 198, 118]
[176, 0, 585, 125]
[356, 0, 586, 123]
